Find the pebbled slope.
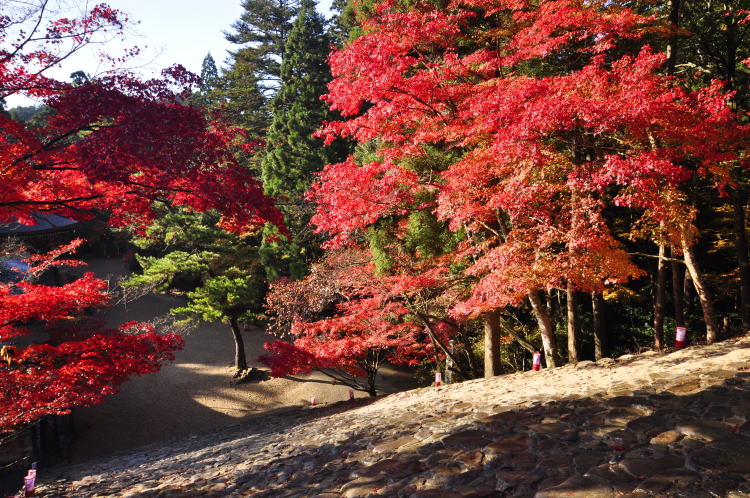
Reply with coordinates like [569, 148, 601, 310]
[39, 336, 750, 497]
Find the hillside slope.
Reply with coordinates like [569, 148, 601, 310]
[39, 336, 750, 497]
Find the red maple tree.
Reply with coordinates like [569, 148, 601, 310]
[305, 0, 746, 371]
[261, 249, 454, 395]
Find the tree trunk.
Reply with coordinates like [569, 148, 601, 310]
[566, 282, 579, 363]
[229, 318, 248, 372]
[681, 228, 718, 344]
[483, 310, 502, 378]
[366, 370, 377, 397]
[665, 0, 681, 74]
[671, 247, 685, 329]
[654, 243, 667, 350]
[529, 291, 557, 368]
[592, 292, 606, 360]
[456, 328, 481, 379]
[683, 263, 693, 310]
[731, 189, 750, 332]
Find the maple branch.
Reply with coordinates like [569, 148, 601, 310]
[0, 0, 49, 65]
[498, 316, 536, 354]
[629, 252, 685, 264]
[7, 125, 98, 174]
[31, 161, 80, 171]
[0, 194, 102, 207]
[414, 313, 470, 378]
[495, 209, 510, 241]
[388, 86, 451, 125]
[124, 181, 192, 194]
[315, 367, 372, 393]
[479, 221, 502, 239]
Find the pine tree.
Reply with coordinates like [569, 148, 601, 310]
[211, 59, 270, 140]
[225, 0, 299, 92]
[124, 208, 267, 378]
[217, 0, 300, 138]
[260, 0, 345, 280]
[191, 51, 268, 140]
[327, 0, 356, 46]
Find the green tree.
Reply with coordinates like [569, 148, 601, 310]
[327, 0, 356, 46]
[199, 53, 219, 93]
[214, 56, 271, 140]
[214, 0, 300, 138]
[260, 0, 347, 281]
[124, 208, 266, 378]
[225, 0, 299, 92]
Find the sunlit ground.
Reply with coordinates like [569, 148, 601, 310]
[67, 257, 417, 461]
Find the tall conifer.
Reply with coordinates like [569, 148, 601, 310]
[225, 0, 299, 91]
[260, 0, 345, 280]
[199, 53, 219, 93]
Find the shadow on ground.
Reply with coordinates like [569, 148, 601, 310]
[42, 364, 750, 497]
[66, 257, 418, 462]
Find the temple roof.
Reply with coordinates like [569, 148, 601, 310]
[0, 213, 78, 235]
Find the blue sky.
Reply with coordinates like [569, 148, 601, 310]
[6, 0, 332, 107]
[107, 0, 247, 71]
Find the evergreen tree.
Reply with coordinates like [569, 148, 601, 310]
[124, 208, 267, 379]
[260, 0, 346, 280]
[225, 0, 299, 92]
[327, 0, 356, 47]
[199, 53, 219, 93]
[216, 0, 301, 138]
[214, 55, 271, 139]
[192, 53, 269, 144]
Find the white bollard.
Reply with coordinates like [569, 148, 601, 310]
[532, 351, 542, 371]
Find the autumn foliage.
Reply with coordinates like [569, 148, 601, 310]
[261, 249, 441, 394]
[0, 2, 281, 431]
[261, 0, 749, 380]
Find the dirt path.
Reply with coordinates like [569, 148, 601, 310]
[67, 258, 415, 461]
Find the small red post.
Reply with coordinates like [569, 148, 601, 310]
[532, 351, 542, 371]
[675, 327, 687, 349]
[434, 372, 442, 386]
[310, 397, 317, 406]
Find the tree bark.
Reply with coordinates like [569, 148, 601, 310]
[529, 291, 557, 367]
[654, 243, 667, 350]
[731, 189, 750, 332]
[671, 247, 685, 329]
[229, 318, 249, 372]
[483, 310, 502, 378]
[681, 228, 718, 344]
[566, 282, 579, 363]
[683, 263, 693, 309]
[366, 370, 377, 397]
[592, 292, 606, 360]
[665, 0, 681, 74]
